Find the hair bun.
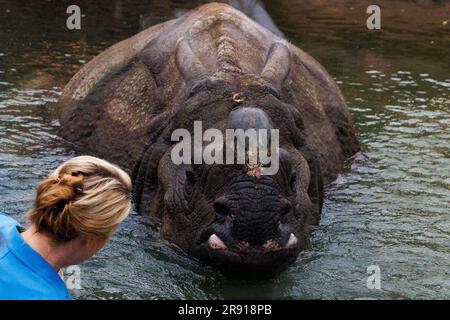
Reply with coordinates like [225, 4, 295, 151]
[58, 173, 84, 193]
[30, 172, 85, 241]
[36, 174, 84, 215]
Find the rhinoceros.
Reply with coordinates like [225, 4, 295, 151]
[58, 2, 359, 279]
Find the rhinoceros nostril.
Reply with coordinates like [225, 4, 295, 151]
[213, 196, 231, 217]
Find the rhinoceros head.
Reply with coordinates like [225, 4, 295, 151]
[151, 39, 323, 279]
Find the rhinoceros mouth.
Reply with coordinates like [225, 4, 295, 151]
[193, 228, 300, 279]
[207, 233, 298, 251]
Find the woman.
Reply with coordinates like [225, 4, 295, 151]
[0, 156, 132, 300]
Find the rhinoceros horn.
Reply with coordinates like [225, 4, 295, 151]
[175, 38, 208, 92]
[261, 42, 291, 95]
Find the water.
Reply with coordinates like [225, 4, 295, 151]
[0, 0, 449, 299]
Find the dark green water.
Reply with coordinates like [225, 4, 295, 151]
[0, 0, 448, 299]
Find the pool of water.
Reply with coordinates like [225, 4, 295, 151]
[0, 0, 449, 299]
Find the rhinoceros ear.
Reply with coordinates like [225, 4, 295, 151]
[261, 42, 291, 96]
[175, 38, 208, 92]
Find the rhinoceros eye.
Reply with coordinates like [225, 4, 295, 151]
[184, 170, 196, 198]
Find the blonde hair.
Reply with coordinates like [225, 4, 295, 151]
[27, 156, 132, 242]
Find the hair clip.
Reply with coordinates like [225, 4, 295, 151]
[75, 187, 84, 194]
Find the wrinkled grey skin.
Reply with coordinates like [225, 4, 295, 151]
[58, 3, 359, 279]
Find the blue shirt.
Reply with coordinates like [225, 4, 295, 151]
[0, 214, 71, 300]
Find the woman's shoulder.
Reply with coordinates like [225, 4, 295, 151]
[0, 213, 71, 300]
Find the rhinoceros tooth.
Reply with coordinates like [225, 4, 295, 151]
[208, 234, 227, 249]
[286, 233, 298, 248]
